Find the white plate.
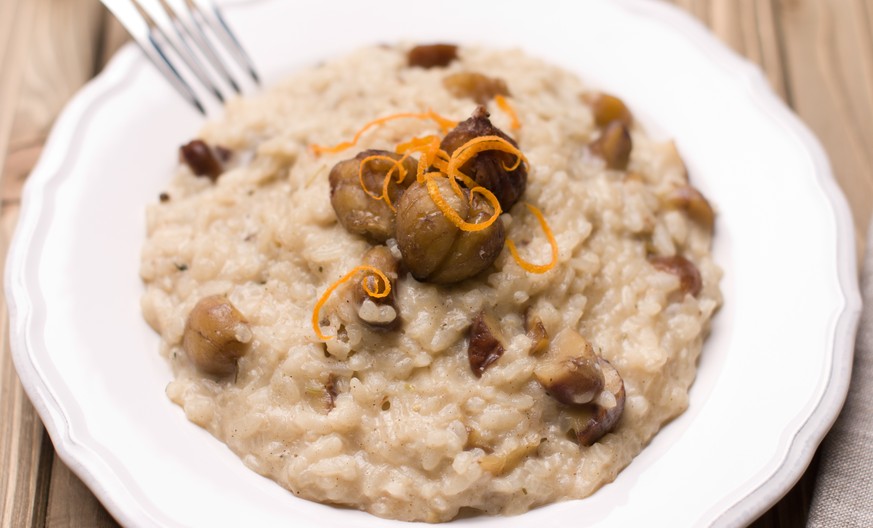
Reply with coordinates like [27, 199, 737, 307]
[6, 0, 862, 526]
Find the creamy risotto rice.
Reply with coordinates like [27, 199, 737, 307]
[140, 44, 721, 522]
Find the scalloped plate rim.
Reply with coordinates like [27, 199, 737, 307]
[5, 1, 862, 527]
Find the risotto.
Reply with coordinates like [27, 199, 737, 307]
[140, 44, 721, 522]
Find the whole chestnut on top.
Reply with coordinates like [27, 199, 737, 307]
[395, 177, 505, 284]
[439, 106, 527, 211]
[329, 149, 418, 243]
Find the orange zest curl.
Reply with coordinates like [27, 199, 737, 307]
[426, 110, 458, 131]
[430, 156, 476, 198]
[312, 265, 391, 341]
[311, 110, 457, 155]
[396, 135, 445, 183]
[440, 136, 525, 201]
[507, 203, 558, 273]
[424, 173, 502, 232]
[495, 95, 521, 130]
[357, 154, 406, 200]
[447, 135, 527, 177]
[356, 153, 412, 211]
[380, 152, 413, 211]
[396, 134, 440, 154]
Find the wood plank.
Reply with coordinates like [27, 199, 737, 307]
[0, 204, 53, 528]
[0, 1, 49, 525]
[0, 0, 37, 196]
[705, 0, 787, 98]
[9, 0, 105, 149]
[663, 0, 789, 111]
[669, 0, 711, 21]
[0, 1, 111, 527]
[99, 13, 130, 69]
[0, 341, 50, 528]
[776, 0, 873, 250]
[45, 461, 120, 528]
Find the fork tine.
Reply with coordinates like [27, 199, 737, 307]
[163, 0, 242, 94]
[189, 0, 261, 85]
[148, 34, 208, 114]
[101, 0, 206, 114]
[133, 0, 227, 103]
[100, 0, 258, 113]
[160, 0, 232, 100]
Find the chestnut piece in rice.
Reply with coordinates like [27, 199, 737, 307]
[182, 295, 251, 377]
[407, 43, 458, 68]
[179, 139, 231, 181]
[443, 72, 510, 105]
[354, 245, 401, 330]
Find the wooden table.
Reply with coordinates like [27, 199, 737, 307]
[1, 1, 870, 526]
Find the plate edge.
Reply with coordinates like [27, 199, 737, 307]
[3, 1, 863, 527]
[612, 0, 862, 526]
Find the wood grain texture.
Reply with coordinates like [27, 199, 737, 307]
[0, 279, 52, 528]
[669, 0, 788, 98]
[0, 0, 37, 187]
[45, 459, 119, 528]
[10, 0, 104, 147]
[0, 1, 107, 527]
[99, 14, 129, 70]
[776, 0, 873, 253]
[0, 3, 47, 526]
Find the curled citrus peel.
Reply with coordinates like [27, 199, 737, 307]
[357, 152, 415, 212]
[495, 95, 521, 130]
[396, 134, 440, 155]
[396, 135, 444, 183]
[357, 154, 408, 200]
[447, 135, 527, 176]
[312, 110, 457, 155]
[312, 265, 391, 341]
[507, 203, 558, 273]
[423, 173, 502, 232]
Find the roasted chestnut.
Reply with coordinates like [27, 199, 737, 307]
[407, 43, 458, 68]
[329, 149, 418, 243]
[354, 245, 401, 330]
[648, 254, 703, 297]
[179, 139, 231, 181]
[583, 92, 633, 128]
[182, 295, 252, 377]
[536, 329, 626, 446]
[572, 359, 625, 446]
[395, 177, 505, 284]
[589, 121, 632, 170]
[443, 72, 510, 105]
[535, 329, 604, 405]
[664, 185, 715, 232]
[468, 310, 505, 377]
[440, 106, 527, 211]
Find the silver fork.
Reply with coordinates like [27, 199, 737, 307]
[101, 0, 260, 114]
